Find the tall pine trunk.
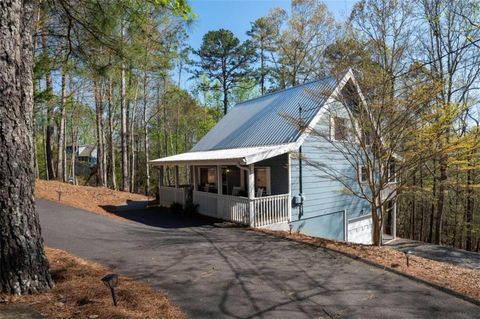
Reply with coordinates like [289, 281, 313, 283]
[41, 32, 55, 180]
[120, 24, 129, 192]
[56, 68, 67, 182]
[107, 78, 117, 190]
[94, 79, 106, 187]
[0, 0, 53, 294]
[143, 71, 150, 195]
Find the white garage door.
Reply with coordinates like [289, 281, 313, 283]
[347, 215, 372, 245]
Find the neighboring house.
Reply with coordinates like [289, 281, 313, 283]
[66, 144, 97, 165]
[150, 70, 396, 244]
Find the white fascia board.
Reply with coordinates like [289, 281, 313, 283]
[149, 144, 296, 167]
[242, 143, 297, 165]
[149, 159, 242, 166]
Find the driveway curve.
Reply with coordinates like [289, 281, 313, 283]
[37, 199, 479, 318]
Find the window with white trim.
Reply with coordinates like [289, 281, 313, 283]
[332, 116, 349, 141]
[387, 160, 396, 183]
[254, 167, 271, 196]
[359, 165, 368, 183]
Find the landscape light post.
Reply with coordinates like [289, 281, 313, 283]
[101, 274, 119, 306]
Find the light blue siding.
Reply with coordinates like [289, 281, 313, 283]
[290, 112, 371, 241]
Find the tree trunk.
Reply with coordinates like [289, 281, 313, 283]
[94, 79, 105, 187]
[428, 161, 436, 243]
[70, 123, 77, 185]
[143, 72, 150, 195]
[465, 157, 474, 251]
[120, 70, 128, 191]
[371, 201, 382, 246]
[0, 0, 53, 294]
[41, 32, 55, 180]
[56, 68, 67, 182]
[129, 81, 139, 192]
[434, 156, 447, 245]
[410, 173, 416, 239]
[120, 24, 129, 192]
[222, 80, 228, 115]
[107, 78, 117, 190]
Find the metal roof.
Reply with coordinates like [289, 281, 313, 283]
[149, 71, 354, 166]
[191, 72, 348, 152]
[149, 144, 297, 166]
[78, 145, 96, 157]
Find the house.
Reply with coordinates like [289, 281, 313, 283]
[66, 144, 97, 165]
[150, 70, 396, 244]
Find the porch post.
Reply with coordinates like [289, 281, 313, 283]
[158, 165, 164, 207]
[393, 200, 397, 239]
[240, 168, 245, 190]
[159, 165, 164, 186]
[287, 153, 292, 222]
[192, 165, 197, 191]
[217, 165, 222, 195]
[174, 165, 179, 188]
[248, 164, 255, 227]
[216, 165, 223, 218]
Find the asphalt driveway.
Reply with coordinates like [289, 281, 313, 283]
[387, 238, 480, 270]
[37, 199, 479, 318]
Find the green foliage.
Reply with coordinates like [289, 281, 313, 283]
[193, 29, 257, 114]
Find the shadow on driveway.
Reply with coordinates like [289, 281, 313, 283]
[101, 200, 224, 229]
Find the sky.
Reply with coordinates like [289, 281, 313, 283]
[179, 0, 356, 89]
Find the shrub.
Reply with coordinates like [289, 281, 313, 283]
[184, 200, 199, 216]
[170, 202, 183, 214]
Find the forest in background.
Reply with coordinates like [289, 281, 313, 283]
[34, 0, 480, 251]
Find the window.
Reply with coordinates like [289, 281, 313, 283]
[254, 167, 271, 195]
[387, 160, 396, 183]
[362, 128, 374, 146]
[359, 165, 368, 183]
[199, 167, 217, 190]
[332, 116, 348, 141]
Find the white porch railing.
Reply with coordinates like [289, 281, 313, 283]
[193, 190, 289, 227]
[253, 194, 290, 227]
[159, 186, 186, 207]
[217, 194, 250, 224]
[193, 191, 218, 217]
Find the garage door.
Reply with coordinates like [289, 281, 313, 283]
[347, 215, 372, 245]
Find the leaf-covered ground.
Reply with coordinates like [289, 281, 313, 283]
[0, 247, 185, 319]
[35, 180, 150, 220]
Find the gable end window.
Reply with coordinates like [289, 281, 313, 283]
[332, 116, 348, 141]
[359, 165, 368, 183]
[387, 161, 396, 183]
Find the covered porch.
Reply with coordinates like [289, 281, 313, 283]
[150, 146, 293, 228]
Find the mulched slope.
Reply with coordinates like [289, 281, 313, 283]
[35, 180, 150, 219]
[0, 247, 185, 319]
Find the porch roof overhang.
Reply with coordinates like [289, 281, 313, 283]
[149, 143, 297, 166]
